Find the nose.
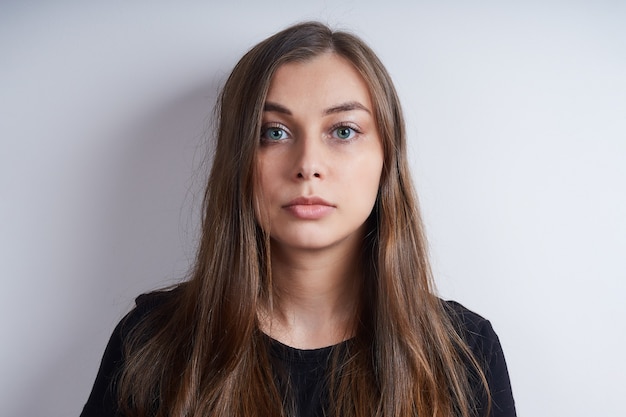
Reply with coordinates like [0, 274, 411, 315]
[293, 135, 325, 180]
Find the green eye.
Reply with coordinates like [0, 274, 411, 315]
[263, 127, 287, 141]
[334, 126, 355, 140]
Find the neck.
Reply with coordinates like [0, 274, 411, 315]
[260, 241, 363, 349]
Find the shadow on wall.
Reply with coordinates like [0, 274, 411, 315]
[13, 78, 222, 417]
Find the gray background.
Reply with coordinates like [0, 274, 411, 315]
[2, 1, 625, 416]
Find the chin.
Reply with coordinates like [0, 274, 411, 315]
[272, 229, 363, 253]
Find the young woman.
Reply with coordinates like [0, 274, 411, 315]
[81, 22, 516, 417]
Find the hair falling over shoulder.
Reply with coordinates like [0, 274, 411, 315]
[117, 22, 491, 417]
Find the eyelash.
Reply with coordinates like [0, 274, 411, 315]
[259, 122, 363, 143]
[329, 122, 361, 142]
[260, 123, 291, 143]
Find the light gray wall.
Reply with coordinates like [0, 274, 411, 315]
[2, 1, 624, 416]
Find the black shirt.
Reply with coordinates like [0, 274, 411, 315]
[81, 293, 516, 417]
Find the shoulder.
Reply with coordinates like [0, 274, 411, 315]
[80, 286, 184, 416]
[442, 300, 517, 417]
[442, 300, 499, 350]
[118, 286, 183, 337]
[441, 299, 507, 373]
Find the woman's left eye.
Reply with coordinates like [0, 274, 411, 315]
[332, 126, 356, 140]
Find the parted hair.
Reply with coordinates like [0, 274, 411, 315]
[118, 21, 489, 417]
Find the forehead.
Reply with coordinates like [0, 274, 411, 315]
[266, 52, 373, 109]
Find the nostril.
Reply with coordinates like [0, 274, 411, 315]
[296, 170, 322, 179]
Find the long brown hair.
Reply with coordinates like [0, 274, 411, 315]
[118, 21, 489, 417]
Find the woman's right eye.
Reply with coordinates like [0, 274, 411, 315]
[261, 126, 289, 141]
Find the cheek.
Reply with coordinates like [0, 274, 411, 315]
[363, 170, 383, 206]
[254, 160, 274, 203]
[253, 161, 270, 228]
[354, 151, 384, 198]
[340, 156, 383, 221]
[253, 157, 282, 230]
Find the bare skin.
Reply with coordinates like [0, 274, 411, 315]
[261, 232, 363, 349]
[255, 52, 383, 349]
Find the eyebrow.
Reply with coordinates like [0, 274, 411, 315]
[263, 102, 292, 115]
[324, 101, 371, 115]
[263, 101, 371, 116]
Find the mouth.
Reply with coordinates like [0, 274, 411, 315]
[284, 196, 335, 207]
[283, 196, 335, 219]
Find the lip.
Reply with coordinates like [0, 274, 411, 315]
[284, 196, 335, 207]
[283, 196, 335, 220]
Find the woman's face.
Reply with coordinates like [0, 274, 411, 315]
[254, 52, 384, 254]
